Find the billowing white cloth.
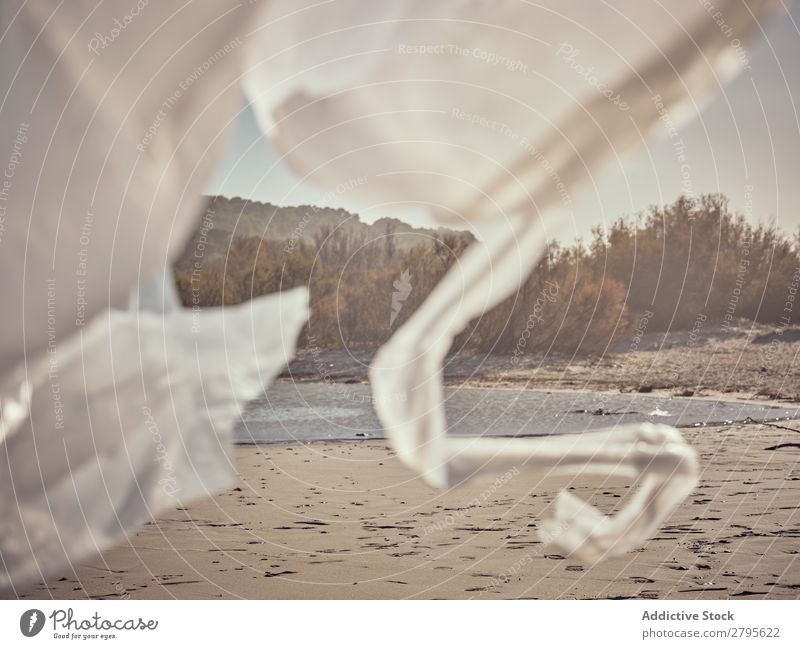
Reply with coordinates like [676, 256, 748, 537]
[245, 1, 775, 559]
[0, 281, 307, 588]
[0, 1, 309, 591]
[0, 0, 777, 589]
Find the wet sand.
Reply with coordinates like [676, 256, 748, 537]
[20, 420, 800, 600]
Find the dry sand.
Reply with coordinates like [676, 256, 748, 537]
[19, 420, 800, 600]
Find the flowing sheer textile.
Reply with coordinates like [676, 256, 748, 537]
[244, 0, 776, 560]
[0, 1, 778, 589]
[0, 1, 309, 591]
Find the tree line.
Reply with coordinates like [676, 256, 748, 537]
[174, 194, 800, 356]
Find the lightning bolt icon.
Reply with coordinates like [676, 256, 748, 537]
[28, 611, 38, 632]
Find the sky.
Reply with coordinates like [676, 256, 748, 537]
[205, 4, 800, 242]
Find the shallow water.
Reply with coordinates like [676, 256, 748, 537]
[234, 381, 800, 443]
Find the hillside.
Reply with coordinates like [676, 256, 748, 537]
[174, 193, 800, 358]
[186, 195, 472, 252]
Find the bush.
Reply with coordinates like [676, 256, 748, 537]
[174, 194, 800, 357]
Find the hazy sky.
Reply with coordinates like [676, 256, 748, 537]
[206, 5, 800, 241]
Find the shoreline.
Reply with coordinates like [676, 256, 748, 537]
[234, 380, 800, 446]
[276, 377, 800, 407]
[282, 330, 800, 403]
[232, 414, 800, 447]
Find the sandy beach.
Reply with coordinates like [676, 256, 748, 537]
[17, 418, 800, 600]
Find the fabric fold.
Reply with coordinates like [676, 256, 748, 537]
[0, 1, 312, 590]
[0, 0, 783, 589]
[0, 287, 308, 590]
[248, 0, 778, 559]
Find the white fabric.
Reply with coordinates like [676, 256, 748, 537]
[0, 285, 308, 588]
[244, 0, 773, 222]
[0, 0, 777, 589]
[245, 0, 777, 560]
[0, 2, 308, 590]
